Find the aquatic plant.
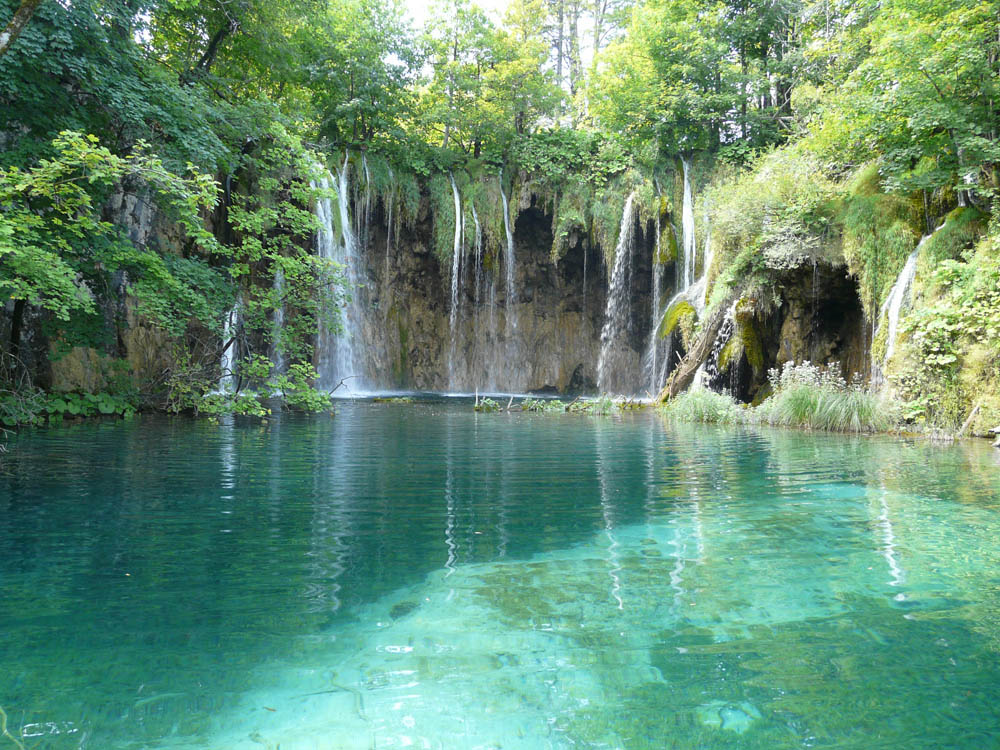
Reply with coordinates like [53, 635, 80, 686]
[473, 397, 502, 412]
[567, 395, 616, 415]
[519, 398, 564, 412]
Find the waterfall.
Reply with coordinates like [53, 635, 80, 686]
[647, 165, 723, 394]
[597, 192, 638, 394]
[693, 309, 735, 389]
[646, 214, 663, 392]
[499, 171, 517, 336]
[314, 156, 366, 393]
[448, 173, 463, 389]
[875, 235, 926, 375]
[219, 305, 237, 392]
[681, 158, 697, 289]
[271, 268, 286, 376]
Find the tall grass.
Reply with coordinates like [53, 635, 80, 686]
[755, 362, 901, 433]
[660, 387, 746, 425]
[660, 362, 902, 433]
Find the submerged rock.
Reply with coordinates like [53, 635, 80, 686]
[696, 700, 763, 734]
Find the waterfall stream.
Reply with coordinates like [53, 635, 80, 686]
[271, 269, 286, 376]
[219, 306, 237, 392]
[314, 157, 366, 393]
[499, 171, 517, 338]
[881, 247, 920, 366]
[646, 161, 714, 394]
[597, 192, 639, 394]
[872, 232, 930, 382]
[681, 158, 697, 289]
[448, 174, 463, 389]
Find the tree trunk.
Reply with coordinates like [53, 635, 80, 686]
[8, 299, 25, 360]
[181, 17, 239, 84]
[567, 0, 582, 99]
[657, 297, 734, 402]
[0, 0, 45, 58]
[554, 0, 564, 88]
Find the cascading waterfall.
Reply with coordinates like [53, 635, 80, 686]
[219, 305, 237, 392]
[693, 309, 735, 389]
[270, 269, 286, 375]
[873, 233, 928, 381]
[314, 156, 366, 392]
[499, 171, 518, 337]
[647, 165, 721, 394]
[646, 212, 663, 392]
[447, 173, 464, 389]
[681, 158, 697, 289]
[597, 192, 638, 394]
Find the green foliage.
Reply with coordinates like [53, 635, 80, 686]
[511, 130, 630, 189]
[0, 383, 49, 429]
[165, 354, 332, 418]
[710, 147, 840, 276]
[227, 127, 348, 367]
[841, 163, 921, 316]
[44, 391, 138, 421]
[272, 364, 334, 412]
[0, 131, 218, 324]
[429, 172, 459, 265]
[919, 206, 985, 269]
[894, 229, 1000, 430]
[0, 386, 138, 429]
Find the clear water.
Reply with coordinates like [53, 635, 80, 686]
[3, 403, 1000, 749]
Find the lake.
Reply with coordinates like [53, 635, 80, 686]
[2, 400, 999, 748]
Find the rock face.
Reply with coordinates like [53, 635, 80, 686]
[354, 193, 656, 394]
[772, 263, 867, 379]
[3, 171, 870, 402]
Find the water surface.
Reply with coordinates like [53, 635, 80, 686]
[2, 402, 1000, 748]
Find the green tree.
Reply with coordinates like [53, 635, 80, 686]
[0, 131, 220, 357]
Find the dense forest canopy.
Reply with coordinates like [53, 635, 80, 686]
[0, 0, 998, 428]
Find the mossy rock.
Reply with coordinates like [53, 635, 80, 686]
[658, 299, 696, 340]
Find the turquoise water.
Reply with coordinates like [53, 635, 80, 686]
[2, 402, 1000, 749]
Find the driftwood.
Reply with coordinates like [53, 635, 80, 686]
[656, 295, 735, 403]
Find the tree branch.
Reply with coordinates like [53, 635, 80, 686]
[0, 0, 45, 58]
